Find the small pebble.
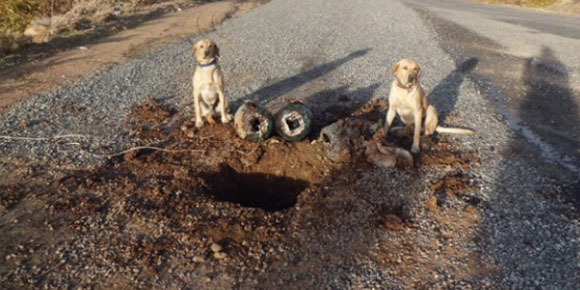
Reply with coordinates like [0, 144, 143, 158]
[213, 252, 227, 260]
[210, 243, 222, 253]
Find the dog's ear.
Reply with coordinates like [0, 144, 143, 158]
[214, 44, 220, 58]
[416, 62, 423, 80]
[391, 61, 400, 76]
[192, 44, 197, 57]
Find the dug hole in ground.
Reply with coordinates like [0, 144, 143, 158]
[0, 93, 485, 288]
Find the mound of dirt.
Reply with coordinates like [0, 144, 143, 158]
[0, 98, 483, 288]
[130, 98, 176, 124]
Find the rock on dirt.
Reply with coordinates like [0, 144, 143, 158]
[214, 252, 227, 260]
[210, 243, 223, 253]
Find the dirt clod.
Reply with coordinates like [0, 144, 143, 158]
[211, 243, 223, 253]
[130, 98, 175, 124]
[193, 256, 206, 263]
[214, 252, 227, 260]
[429, 172, 477, 197]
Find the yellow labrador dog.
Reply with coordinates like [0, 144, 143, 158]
[385, 58, 475, 153]
[192, 39, 232, 128]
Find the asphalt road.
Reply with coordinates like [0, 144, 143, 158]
[1, 0, 579, 288]
[414, 0, 580, 39]
[405, 0, 580, 176]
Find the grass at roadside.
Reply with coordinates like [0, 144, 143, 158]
[482, 0, 557, 8]
[471, 0, 580, 14]
[0, 0, 212, 56]
[0, 1, 175, 33]
[1, 0, 62, 33]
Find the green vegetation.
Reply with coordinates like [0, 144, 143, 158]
[1, 0, 75, 32]
[0, 0, 183, 34]
[0, 0, 189, 55]
[0, 0, 36, 32]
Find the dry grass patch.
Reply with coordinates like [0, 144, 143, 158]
[0, 0, 209, 55]
[472, 0, 580, 14]
[483, 0, 557, 8]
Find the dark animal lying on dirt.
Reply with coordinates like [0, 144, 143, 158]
[319, 118, 413, 168]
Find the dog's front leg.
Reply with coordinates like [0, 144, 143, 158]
[384, 105, 397, 132]
[424, 105, 438, 135]
[411, 109, 423, 153]
[218, 89, 232, 123]
[193, 88, 204, 128]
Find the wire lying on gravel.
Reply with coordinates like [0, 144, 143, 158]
[0, 134, 88, 141]
[98, 146, 205, 158]
[0, 134, 205, 159]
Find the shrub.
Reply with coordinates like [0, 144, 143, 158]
[0, 0, 36, 33]
[485, 0, 557, 7]
[1, 0, 74, 33]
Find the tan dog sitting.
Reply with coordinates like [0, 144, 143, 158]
[385, 58, 475, 153]
[192, 39, 232, 128]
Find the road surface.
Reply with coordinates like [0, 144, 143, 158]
[1, 0, 579, 288]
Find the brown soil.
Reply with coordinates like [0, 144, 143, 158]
[130, 97, 177, 124]
[0, 0, 259, 113]
[0, 98, 484, 288]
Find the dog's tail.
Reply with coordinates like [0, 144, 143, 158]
[435, 126, 475, 135]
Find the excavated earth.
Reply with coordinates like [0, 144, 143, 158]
[0, 98, 485, 289]
[3, 0, 580, 288]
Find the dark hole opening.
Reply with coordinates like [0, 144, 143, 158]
[285, 115, 302, 131]
[250, 118, 261, 132]
[435, 191, 448, 208]
[460, 194, 481, 206]
[199, 164, 309, 211]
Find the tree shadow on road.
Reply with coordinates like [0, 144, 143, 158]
[428, 57, 478, 124]
[232, 48, 371, 108]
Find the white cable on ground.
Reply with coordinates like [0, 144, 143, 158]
[0, 134, 205, 159]
[99, 146, 204, 158]
[0, 134, 87, 141]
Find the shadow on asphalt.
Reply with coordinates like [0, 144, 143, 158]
[412, 7, 580, 287]
[233, 48, 371, 108]
[417, 7, 580, 174]
[428, 57, 478, 124]
[519, 46, 580, 207]
[303, 82, 381, 136]
[520, 47, 579, 156]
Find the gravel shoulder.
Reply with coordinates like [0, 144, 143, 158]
[1, 0, 579, 289]
[0, 0, 260, 113]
